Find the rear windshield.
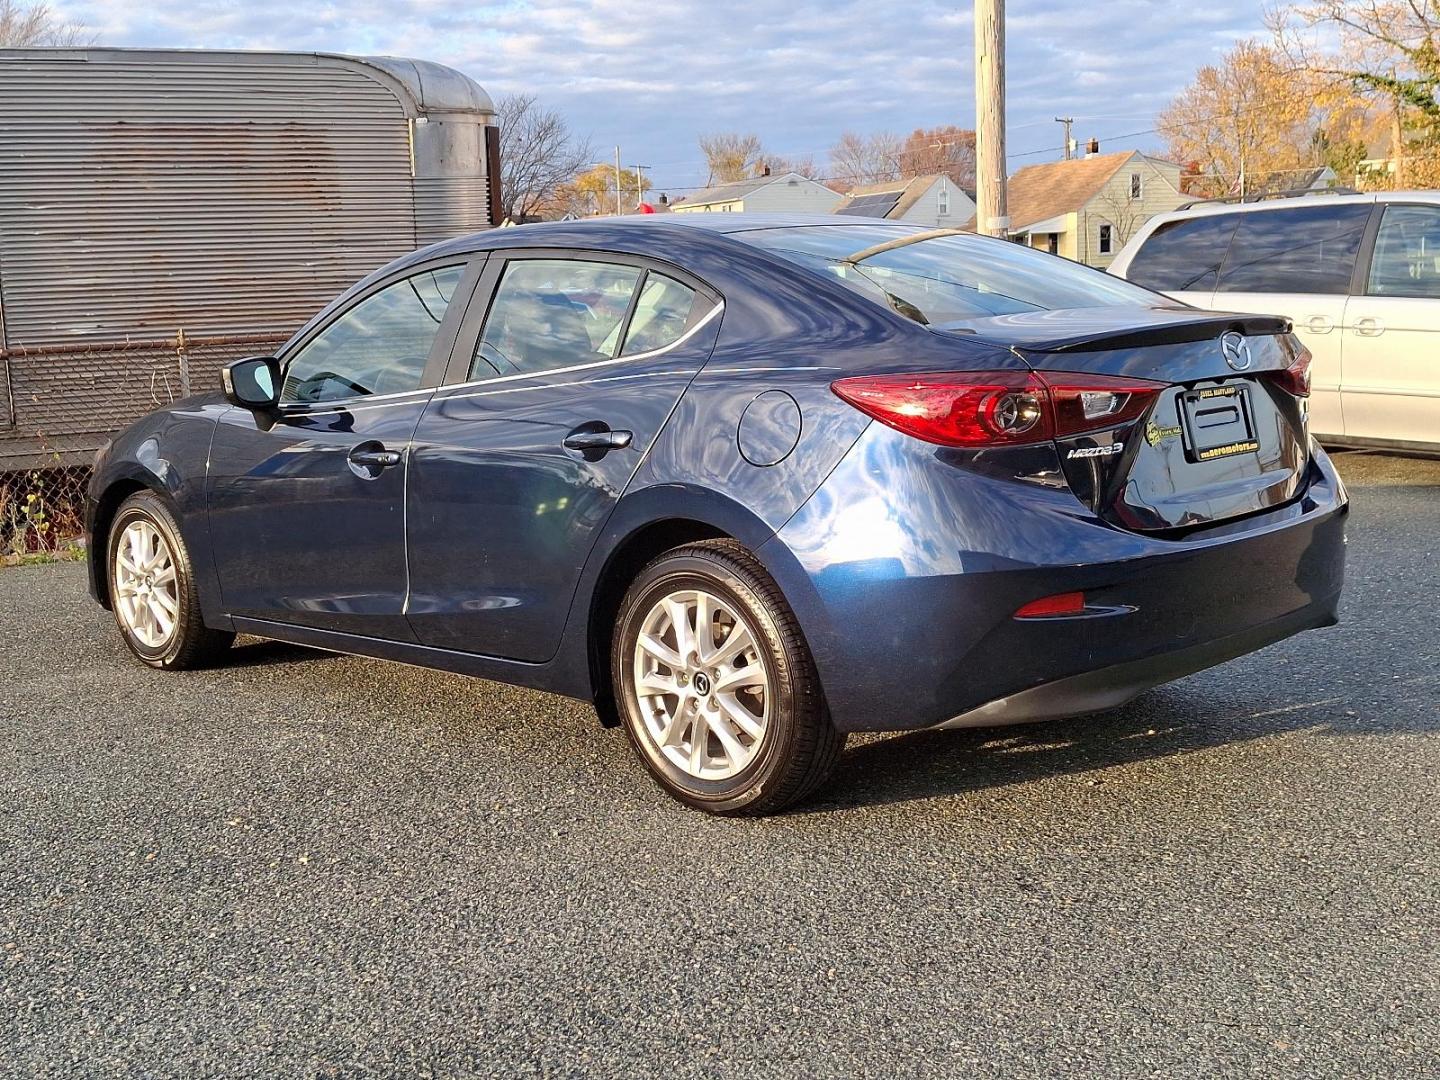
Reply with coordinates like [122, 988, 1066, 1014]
[737, 224, 1160, 325]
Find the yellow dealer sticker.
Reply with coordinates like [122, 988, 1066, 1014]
[1197, 439, 1259, 461]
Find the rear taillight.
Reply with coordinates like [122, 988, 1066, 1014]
[831, 370, 1167, 449]
[1274, 344, 1312, 397]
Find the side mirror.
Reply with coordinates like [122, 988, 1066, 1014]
[222, 356, 281, 409]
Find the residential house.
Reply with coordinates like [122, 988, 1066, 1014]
[671, 171, 841, 214]
[1001, 150, 1185, 268]
[832, 174, 976, 227]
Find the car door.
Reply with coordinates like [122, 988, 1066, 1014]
[1208, 202, 1374, 442]
[1341, 202, 1440, 446]
[404, 250, 723, 661]
[206, 257, 482, 638]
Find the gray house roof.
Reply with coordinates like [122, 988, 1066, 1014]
[677, 173, 803, 208]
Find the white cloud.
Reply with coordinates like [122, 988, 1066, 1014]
[49, 0, 1266, 192]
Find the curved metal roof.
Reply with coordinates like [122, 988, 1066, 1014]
[0, 47, 494, 121]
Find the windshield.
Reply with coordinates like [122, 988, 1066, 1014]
[737, 225, 1161, 325]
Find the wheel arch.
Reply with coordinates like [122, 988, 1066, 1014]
[89, 474, 167, 610]
[585, 516, 733, 727]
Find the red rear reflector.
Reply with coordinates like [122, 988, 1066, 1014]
[831, 370, 1166, 449]
[1014, 591, 1086, 618]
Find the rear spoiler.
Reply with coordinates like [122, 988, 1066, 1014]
[938, 309, 1292, 354]
[1032, 313, 1292, 353]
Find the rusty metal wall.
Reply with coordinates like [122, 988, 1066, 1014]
[0, 52, 423, 347]
[0, 48, 496, 464]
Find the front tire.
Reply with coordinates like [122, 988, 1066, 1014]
[108, 491, 234, 670]
[612, 539, 845, 815]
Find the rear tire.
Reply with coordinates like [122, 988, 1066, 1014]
[612, 539, 845, 815]
[108, 491, 235, 670]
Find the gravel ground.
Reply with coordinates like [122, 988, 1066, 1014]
[2, 451, 1437, 1079]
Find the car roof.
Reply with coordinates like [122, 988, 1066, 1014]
[1154, 189, 1440, 224]
[381, 213, 919, 279]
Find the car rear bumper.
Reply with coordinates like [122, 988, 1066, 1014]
[934, 598, 1336, 728]
[762, 426, 1348, 734]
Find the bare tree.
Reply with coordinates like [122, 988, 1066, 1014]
[898, 126, 977, 188]
[496, 93, 594, 222]
[699, 132, 766, 185]
[765, 153, 820, 179]
[1090, 186, 1149, 252]
[0, 0, 89, 45]
[829, 131, 902, 187]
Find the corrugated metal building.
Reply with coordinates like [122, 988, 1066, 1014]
[0, 48, 500, 468]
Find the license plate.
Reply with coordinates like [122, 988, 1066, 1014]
[1181, 384, 1259, 462]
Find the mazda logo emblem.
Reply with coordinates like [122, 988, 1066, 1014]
[1221, 331, 1252, 371]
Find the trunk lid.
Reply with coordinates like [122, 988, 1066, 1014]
[938, 306, 1311, 532]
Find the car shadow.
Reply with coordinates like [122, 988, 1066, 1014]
[218, 637, 336, 668]
[800, 681, 1424, 815]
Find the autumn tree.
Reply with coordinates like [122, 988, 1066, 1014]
[1158, 40, 1364, 197]
[897, 126, 977, 188]
[553, 164, 651, 217]
[0, 0, 88, 45]
[699, 132, 766, 185]
[1275, 0, 1440, 186]
[829, 131, 902, 187]
[496, 93, 594, 222]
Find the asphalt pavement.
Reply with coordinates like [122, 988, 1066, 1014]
[2, 451, 1436, 1078]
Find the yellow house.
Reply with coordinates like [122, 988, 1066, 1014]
[1004, 151, 1185, 268]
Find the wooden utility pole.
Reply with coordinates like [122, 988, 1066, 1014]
[975, 0, 1008, 238]
[1055, 116, 1074, 160]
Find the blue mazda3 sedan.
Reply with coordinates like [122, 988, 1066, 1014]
[87, 216, 1347, 815]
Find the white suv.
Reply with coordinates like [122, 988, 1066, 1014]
[1109, 191, 1440, 453]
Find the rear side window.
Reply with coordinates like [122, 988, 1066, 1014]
[472, 259, 641, 380]
[1125, 215, 1238, 293]
[1367, 204, 1440, 298]
[1216, 204, 1371, 295]
[621, 274, 697, 356]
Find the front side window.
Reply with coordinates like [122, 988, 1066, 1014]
[1367, 204, 1440, 298]
[938, 188, 950, 216]
[738, 224, 1159, 326]
[621, 274, 697, 355]
[472, 259, 641, 380]
[1126, 214, 1239, 293]
[1130, 173, 1142, 200]
[1099, 223, 1114, 255]
[1216, 204, 1371, 295]
[282, 265, 465, 403]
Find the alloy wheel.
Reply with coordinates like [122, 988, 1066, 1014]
[114, 519, 180, 650]
[631, 587, 771, 780]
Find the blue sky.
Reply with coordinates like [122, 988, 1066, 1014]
[52, 0, 1266, 195]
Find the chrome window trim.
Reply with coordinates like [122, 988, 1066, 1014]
[274, 385, 436, 418]
[435, 302, 724, 403]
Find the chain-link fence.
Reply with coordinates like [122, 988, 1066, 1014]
[1, 332, 291, 560]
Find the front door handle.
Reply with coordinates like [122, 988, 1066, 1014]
[1303, 314, 1334, 334]
[348, 446, 403, 468]
[1352, 316, 1385, 337]
[563, 426, 633, 455]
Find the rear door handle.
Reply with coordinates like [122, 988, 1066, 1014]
[1303, 314, 1334, 334]
[1352, 316, 1385, 337]
[563, 426, 633, 455]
